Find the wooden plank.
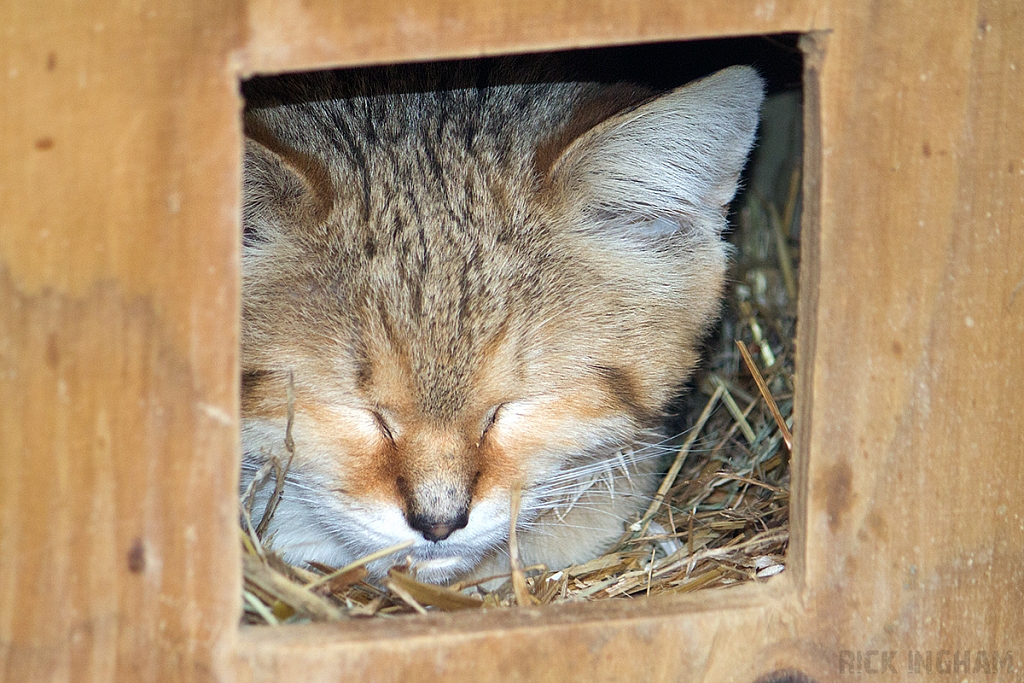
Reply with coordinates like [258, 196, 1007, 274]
[0, 1, 245, 681]
[803, 0, 1024, 658]
[235, 582, 811, 683]
[241, 0, 819, 75]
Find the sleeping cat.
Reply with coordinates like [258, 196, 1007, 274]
[241, 60, 763, 583]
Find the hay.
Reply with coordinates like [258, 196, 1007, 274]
[240, 99, 801, 625]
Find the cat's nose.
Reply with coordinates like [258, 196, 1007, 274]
[408, 509, 469, 542]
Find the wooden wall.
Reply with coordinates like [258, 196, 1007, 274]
[1, 1, 1021, 682]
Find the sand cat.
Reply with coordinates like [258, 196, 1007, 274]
[241, 60, 763, 583]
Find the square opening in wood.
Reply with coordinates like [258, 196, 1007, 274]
[237, 35, 805, 625]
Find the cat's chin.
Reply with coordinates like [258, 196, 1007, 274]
[399, 554, 479, 584]
[274, 536, 485, 584]
[267, 497, 511, 584]
[373, 524, 510, 583]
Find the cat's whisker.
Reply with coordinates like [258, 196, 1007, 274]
[614, 449, 633, 484]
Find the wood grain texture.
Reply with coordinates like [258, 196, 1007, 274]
[0, 1, 245, 681]
[3, 0, 1022, 681]
[795, 0, 1024, 670]
[240, 0, 818, 75]
[236, 582, 803, 683]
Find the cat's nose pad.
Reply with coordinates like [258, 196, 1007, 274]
[408, 509, 469, 542]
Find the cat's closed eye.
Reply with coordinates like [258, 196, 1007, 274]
[370, 410, 396, 444]
[479, 404, 504, 442]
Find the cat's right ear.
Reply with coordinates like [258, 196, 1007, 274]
[243, 120, 335, 245]
[545, 66, 764, 241]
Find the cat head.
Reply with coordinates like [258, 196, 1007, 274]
[240, 65, 764, 580]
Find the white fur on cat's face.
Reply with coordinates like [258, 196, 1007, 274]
[241, 63, 763, 582]
[243, 390, 645, 581]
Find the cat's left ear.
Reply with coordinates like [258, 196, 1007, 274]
[548, 66, 765, 238]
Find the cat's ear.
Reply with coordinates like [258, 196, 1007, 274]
[548, 66, 764, 238]
[243, 119, 334, 244]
